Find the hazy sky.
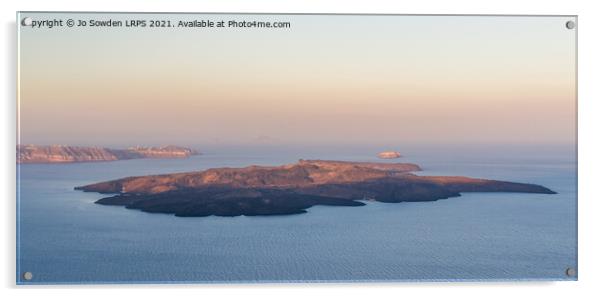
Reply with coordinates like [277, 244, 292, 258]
[18, 13, 576, 148]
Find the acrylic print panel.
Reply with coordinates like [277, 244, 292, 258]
[16, 12, 577, 284]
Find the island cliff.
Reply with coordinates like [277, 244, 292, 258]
[75, 160, 556, 217]
[17, 145, 199, 164]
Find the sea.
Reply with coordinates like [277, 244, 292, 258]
[16, 145, 577, 284]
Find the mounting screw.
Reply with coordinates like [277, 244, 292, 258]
[565, 267, 576, 277]
[565, 20, 575, 30]
[22, 271, 33, 280]
[21, 17, 33, 27]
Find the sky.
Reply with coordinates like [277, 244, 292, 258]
[18, 13, 577, 148]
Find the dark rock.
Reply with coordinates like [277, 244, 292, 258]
[77, 160, 555, 217]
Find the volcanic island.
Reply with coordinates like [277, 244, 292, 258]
[74, 159, 556, 217]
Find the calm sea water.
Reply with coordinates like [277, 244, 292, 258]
[16, 146, 577, 283]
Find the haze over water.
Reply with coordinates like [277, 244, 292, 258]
[19, 14, 576, 148]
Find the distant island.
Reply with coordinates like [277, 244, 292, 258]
[75, 159, 556, 217]
[17, 145, 199, 164]
[378, 151, 402, 159]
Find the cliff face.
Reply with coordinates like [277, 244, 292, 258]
[75, 160, 556, 217]
[17, 145, 199, 164]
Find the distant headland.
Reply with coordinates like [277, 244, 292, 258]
[17, 145, 199, 164]
[75, 159, 556, 217]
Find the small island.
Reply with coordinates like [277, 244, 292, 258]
[75, 159, 556, 217]
[378, 151, 402, 159]
[17, 145, 199, 164]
